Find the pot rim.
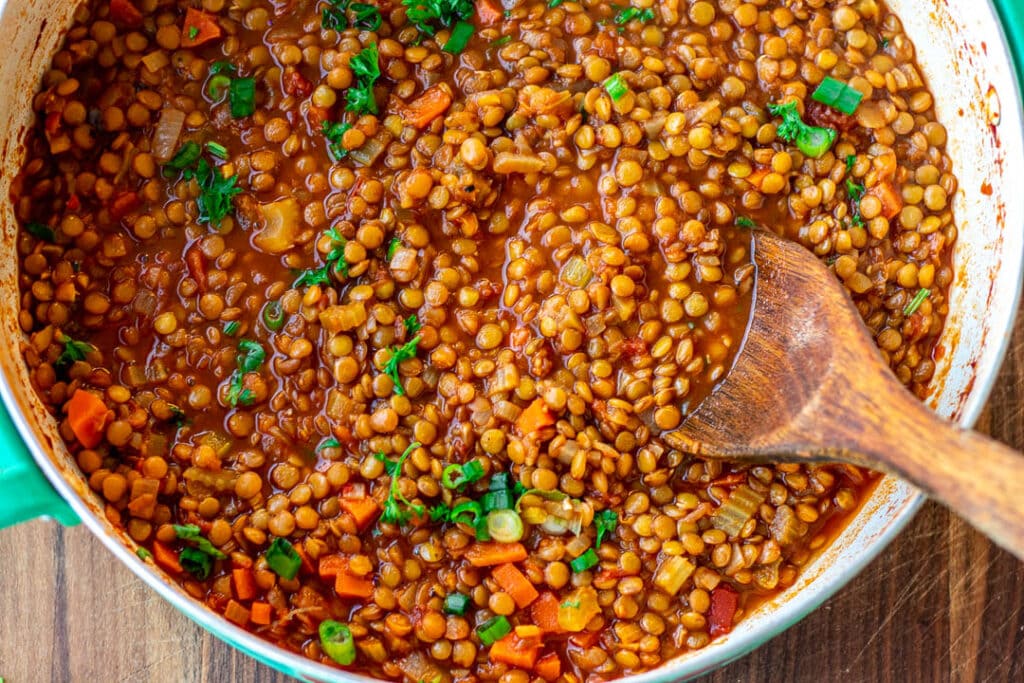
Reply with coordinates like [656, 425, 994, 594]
[3, 0, 1023, 680]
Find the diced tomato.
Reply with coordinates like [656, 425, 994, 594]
[66, 194, 81, 211]
[109, 191, 140, 220]
[708, 584, 739, 637]
[283, 70, 313, 98]
[109, 0, 143, 27]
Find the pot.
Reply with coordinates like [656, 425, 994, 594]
[0, 0, 1022, 680]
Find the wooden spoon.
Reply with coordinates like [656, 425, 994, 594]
[663, 229, 1024, 561]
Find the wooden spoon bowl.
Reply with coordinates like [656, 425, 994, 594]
[664, 229, 1024, 560]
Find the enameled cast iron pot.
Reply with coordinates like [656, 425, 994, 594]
[0, 1, 1022, 680]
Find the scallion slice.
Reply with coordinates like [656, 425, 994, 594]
[319, 620, 357, 665]
[903, 288, 931, 316]
[477, 615, 512, 646]
[229, 77, 256, 118]
[223, 320, 240, 336]
[481, 488, 514, 513]
[206, 141, 229, 159]
[167, 141, 201, 170]
[811, 76, 864, 115]
[570, 547, 599, 573]
[486, 509, 525, 543]
[207, 74, 232, 100]
[262, 300, 285, 331]
[603, 73, 628, 101]
[265, 537, 302, 580]
[444, 592, 471, 615]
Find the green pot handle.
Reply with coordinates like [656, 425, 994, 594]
[0, 399, 78, 529]
[995, 0, 1024, 91]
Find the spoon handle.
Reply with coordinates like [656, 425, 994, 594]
[832, 386, 1024, 561]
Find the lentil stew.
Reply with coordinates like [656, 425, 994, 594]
[13, 0, 957, 680]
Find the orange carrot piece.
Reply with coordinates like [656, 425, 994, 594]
[293, 543, 316, 575]
[232, 568, 257, 601]
[535, 652, 561, 681]
[531, 592, 564, 634]
[869, 180, 904, 220]
[152, 540, 183, 575]
[224, 599, 251, 626]
[318, 554, 349, 579]
[251, 602, 273, 625]
[66, 389, 109, 449]
[515, 398, 555, 437]
[339, 497, 380, 531]
[335, 573, 374, 600]
[745, 167, 770, 190]
[181, 8, 223, 48]
[466, 542, 528, 567]
[109, 0, 143, 26]
[489, 633, 540, 669]
[493, 563, 539, 609]
[475, 0, 503, 25]
[402, 86, 453, 129]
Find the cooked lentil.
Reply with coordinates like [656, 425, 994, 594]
[14, 0, 956, 680]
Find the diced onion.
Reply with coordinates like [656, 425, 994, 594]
[152, 108, 186, 162]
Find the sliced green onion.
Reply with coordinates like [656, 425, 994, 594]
[443, 20, 474, 54]
[223, 320, 240, 336]
[207, 74, 232, 100]
[603, 73, 628, 101]
[136, 547, 152, 560]
[548, 0, 564, 7]
[319, 620, 357, 665]
[444, 593, 471, 615]
[474, 515, 491, 541]
[481, 488, 514, 513]
[488, 472, 513, 491]
[812, 76, 864, 115]
[167, 141, 201, 170]
[207, 141, 229, 159]
[180, 547, 214, 579]
[477, 615, 512, 646]
[491, 35, 512, 47]
[450, 501, 484, 527]
[486, 509, 525, 543]
[209, 60, 237, 75]
[442, 461, 486, 489]
[387, 236, 401, 259]
[262, 300, 285, 331]
[903, 288, 931, 316]
[735, 216, 756, 229]
[25, 222, 55, 242]
[265, 537, 302, 580]
[570, 548, 599, 573]
[795, 126, 837, 159]
[229, 77, 256, 118]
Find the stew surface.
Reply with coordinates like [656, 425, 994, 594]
[14, 0, 956, 680]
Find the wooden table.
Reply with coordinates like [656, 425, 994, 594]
[3, 313, 1024, 683]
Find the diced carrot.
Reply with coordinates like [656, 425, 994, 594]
[293, 543, 316, 575]
[185, 245, 208, 293]
[489, 633, 540, 669]
[401, 85, 453, 129]
[109, 0, 143, 27]
[745, 167, 770, 191]
[66, 389, 109, 449]
[475, 0, 503, 25]
[492, 563, 539, 609]
[152, 540, 182, 574]
[708, 584, 739, 637]
[339, 497, 380, 531]
[515, 398, 555, 437]
[251, 602, 273, 625]
[181, 8, 223, 48]
[530, 592, 564, 634]
[569, 630, 600, 648]
[711, 472, 747, 488]
[869, 180, 904, 220]
[535, 652, 561, 681]
[224, 599, 251, 626]
[232, 568, 257, 601]
[318, 554, 349, 580]
[335, 573, 375, 600]
[109, 191, 140, 220]
[466, 542, 528, 567]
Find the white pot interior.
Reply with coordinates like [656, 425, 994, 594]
[0, 0, 1020, 680]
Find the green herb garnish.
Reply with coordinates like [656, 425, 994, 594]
[188, 26, 200, 39]
[735, 216, 756, 229]
[136, 548, 152, 560]
[209, 60, 236, 75]
[903, 288, 931, 316]
[295, 226, 349, 288]
[614, 6, 655, 28]
[402, 0, 474, 35]
[443, 19, 474, 53]
[25, 222, 56, 241]
[594, 509, 618, 547]
[189, 158, 241, 228]
[229, 77, 256, 118]
[55, 332, 93, 370]
[206, 141, 229, 159]
[262, 300, 285, 331]
[603, 73, 628, 101]
[404, 315, 421, 335]
[322, 120, 353, 160]
[375, 441, 424, 526]
[265, 537, 302, 580]
[476, 615, 512, 646]
[226, 339, 265, 407]
[767, 100, 837, 159]
[811, 76, 864, 115]
[180, 547, 215, 580]
[167, 140, 202, 170]
[444, 592, 471, 615]
[351, 2, 382, 30]
[173, 524, 227, 560]
[345, 43, 381, 115]
[570, 547, 599, 573]
[322, 0, 349, 30]
[386, 236, 401, 259]
[880, 36, 890, 48]
[319, 620, 357, 665]
[383, 335, 421, 395]
[318, 437, 342, 451]
[490, 35, 512, 47]
[548, 0, 564, 7]
[174, 524, 226, 580]
[846, 154, 857, 172]
[223, 320, 240, 336]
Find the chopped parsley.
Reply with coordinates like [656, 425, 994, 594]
[767, 100, 837, 158]
[352, 2, 382, 30]
[614, 6, 655, 29]
[845, 154, 857, 172]
[192, 159, 241, 228]
[735, 216, 757, 229]
[318, 437, 341, 451]
[55, 332, 93, 370]
[228, 77, 256, 118]
[294, 225, 349, 287]
[209, 60, 236, 75]
[223, 320, 240, 336]
[225, 339, 265, 407]
[345, 43, 381, 115]
[322, 0, 349, 30]
[25, 222, 55, 242]
[594, 509, 619, 546]
[846, 178, 866, 227]
[375, 441, 424, 526]
[404, 315, 421, 335]
[383, 335, 421, 395]
[322, 120, 353, 160]
[136, 548, 152, 560]
[174, 524, 226, 580]
[402, 0, 474, 35]
[188, 26, 200, 39]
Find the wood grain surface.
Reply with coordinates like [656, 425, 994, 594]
[3, 306, 1024, 683]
